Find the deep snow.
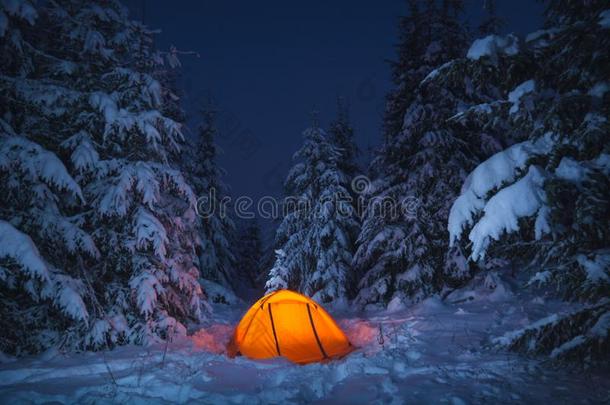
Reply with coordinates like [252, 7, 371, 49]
[1, 276, 609, 404]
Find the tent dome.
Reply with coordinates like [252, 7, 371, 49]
[227, 290, 353, 364]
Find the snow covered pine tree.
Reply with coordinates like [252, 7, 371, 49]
[0, 0, 101, 354]
[0, 0, 205, 353]
[265, 249, 290, 293]
[184, 104, 237, 297]
[327, 97, 361, 293]
[267, 118, 359, 306]
[449, 0, 610, 364]
[354, 0, 484, 308]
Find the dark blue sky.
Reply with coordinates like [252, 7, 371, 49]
[129, 0, 544, 205]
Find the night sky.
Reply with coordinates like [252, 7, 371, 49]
[128, 0, 544, 212]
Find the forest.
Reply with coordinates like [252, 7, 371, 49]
[1, 0, 609, 403]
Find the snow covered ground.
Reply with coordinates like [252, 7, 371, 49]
[1, 276, 609, 404]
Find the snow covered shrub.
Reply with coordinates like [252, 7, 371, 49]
[450, 0, 610, 364]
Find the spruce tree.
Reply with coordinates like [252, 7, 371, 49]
[383, 0, 426, 142]
[448, 0, 610, 363]
[327, 97, 361, 293]
[0, 0, 101, 354]
[56, 0, 205, 346]
[265, 249, 290, 292]
[328, 97, 359, 179]
[186, 105, 237, 290]
[268, 117, 359, 305]
[1, 0, 205, 352]
[355, 0, 474, 307]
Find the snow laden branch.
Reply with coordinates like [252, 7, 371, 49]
[0, 0, 37, 37]
[448, 135, 554, 261]
[0, 221, 89, 323]
[0, 136, 84, 202]
[0, 220, 48, 282]
[450, 134, 610, 265]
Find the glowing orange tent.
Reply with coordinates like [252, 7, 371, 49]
[227, 290, 353, 364]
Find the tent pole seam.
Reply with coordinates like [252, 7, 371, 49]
[306, 303, 328, 359]
[268, 303, 281, 356]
